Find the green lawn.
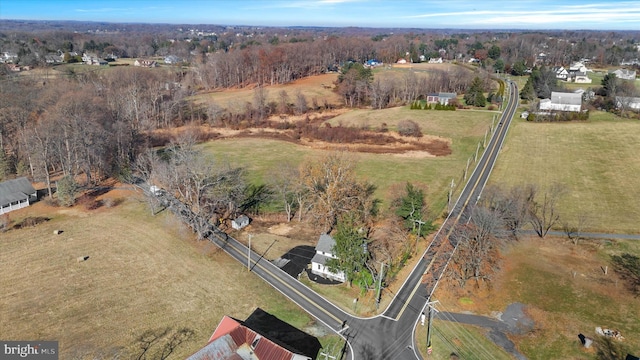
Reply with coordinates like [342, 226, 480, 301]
[490, 112, 640, 233]
[200, 106, 494, 214]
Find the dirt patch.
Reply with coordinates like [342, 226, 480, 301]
[268, 223, 294, 236]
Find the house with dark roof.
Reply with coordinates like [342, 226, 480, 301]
[539, 91, 582, 112]
[310, 234, 346, 282]
[187, 308, 321, 360]
[552, 66, 568, 81]
[0, 177, 37, 215]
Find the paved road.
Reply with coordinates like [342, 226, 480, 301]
[152, 80, 520, 359]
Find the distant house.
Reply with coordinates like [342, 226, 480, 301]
[188, 308, 321, 360]
[426, 92, 457, 105]
[610, 69, 636, 81]
[365, 59, 382, 67]
[134, 59, 158, 68]
[396, 58, 407, 64]
[231, 215, 250, 230]
[0, 177, 37, 215]
[164, 55, 181, 64]
[568, 62, 592, 83]
[310, 234, 346, 282]
[539, 91, 582, 112]
[616, 96, 640, 111]
[552, 66, 569, 81]
[428, 57, 443, 64]
[82, 52, 107, 65]
[621, 58, 640, 66]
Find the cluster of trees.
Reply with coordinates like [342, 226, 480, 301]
[410, 101, 457, 111]
[449, 183, 570, 288]
[0, 67, 191, 190]
[519, 65, 563, 101]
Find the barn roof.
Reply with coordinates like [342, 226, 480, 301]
[189, 309, 320, 360]
[0, 177, 36, 206]
[550, 92, 582, 106]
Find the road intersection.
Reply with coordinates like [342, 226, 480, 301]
[173, 80, 519, 359]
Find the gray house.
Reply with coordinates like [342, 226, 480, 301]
[0, 177, 37, 215]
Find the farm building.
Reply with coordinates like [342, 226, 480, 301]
[0, 177, 37, 215]
[310, 234, 346, 282]
[539, 91, 582, 112]
[231, 215, 250, 230]
[188, 308, 321, 360]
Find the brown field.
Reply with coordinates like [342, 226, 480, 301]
[191, 73, 343, 111]
[0, 189, 318, 359]
[434, 235, 640, 359]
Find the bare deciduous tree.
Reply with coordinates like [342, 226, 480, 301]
[450, 206, 505, 288]
[528, 183, 565, 238]
[299, 152, 378, 233]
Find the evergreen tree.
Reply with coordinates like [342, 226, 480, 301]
[395, 182, 431, 236]
[464, 77, 486, 107]
[56, 175, 79, 207]
[520, 77, 536, 101]
[326, 214, 370, 287]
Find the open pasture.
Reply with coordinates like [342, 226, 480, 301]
[490, 113, 640, 233]
[0, 193, 313, 359]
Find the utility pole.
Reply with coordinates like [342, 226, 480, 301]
[425, 299, 439, 357]
[474, 142, 480, 162]
[247, 233, 252, 271]
[375, 261, 386, 309]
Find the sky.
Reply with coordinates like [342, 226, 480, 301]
[2, 0, 640, 30]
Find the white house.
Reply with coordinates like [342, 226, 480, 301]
[396, 58, 407, 64]
[428, 57, 443, 64]
[0, 177, 37, 215]
[610, 69, 637, 81]
[552, 66, 569, 81]
[616, 96, 640, 111]
[568, 62, 592, 83]
[539, 91, 582, 112]
[310, 234, 346, 282]
[231, 215, 250, 230]
[426, 92, 457, 105]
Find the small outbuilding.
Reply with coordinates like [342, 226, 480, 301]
[231, 215, 250, 230]
[0, 177, 37, 215]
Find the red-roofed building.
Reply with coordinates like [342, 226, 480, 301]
[188, 309, 321, 360]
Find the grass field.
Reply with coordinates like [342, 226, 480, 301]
[199, 106, 494, 214]
[0, 192, 325, 359]
[490, 112, 640, 233]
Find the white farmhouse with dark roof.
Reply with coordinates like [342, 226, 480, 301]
[310, 234, 346, 282]
[539, 91, 582, 112]
[0, 177, 37, 215]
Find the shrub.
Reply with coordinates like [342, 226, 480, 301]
[397, 120, 422, 137]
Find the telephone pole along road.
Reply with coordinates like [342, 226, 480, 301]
[163, 80, 519, 360]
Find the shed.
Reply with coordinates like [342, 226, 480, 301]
[231, 215, 250, 230]
[0, 177, 37, 215]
